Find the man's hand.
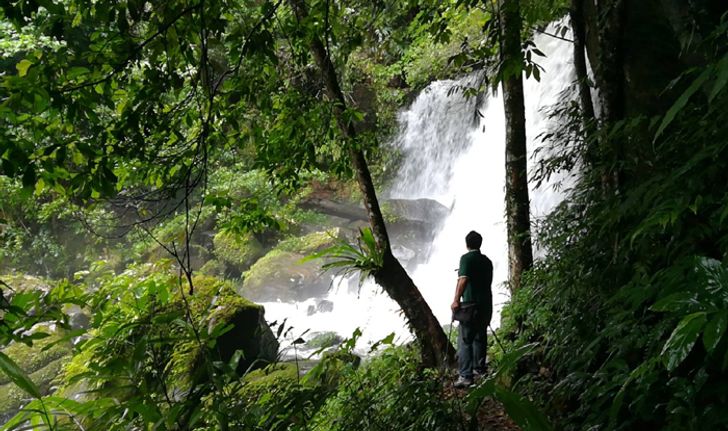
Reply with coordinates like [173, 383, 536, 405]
[451, 300, 460, 312]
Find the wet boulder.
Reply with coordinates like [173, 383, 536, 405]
[383, 198, 450, 266]
[241, 231, 340, 302]
[213, 231, 265, 276]
[307, 299, 334, 316]
[165, 276, 280, 384]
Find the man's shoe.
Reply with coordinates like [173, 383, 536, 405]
[473, 367, 488, 380]
[453, 377, 473, 389]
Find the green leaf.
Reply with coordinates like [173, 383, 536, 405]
[67, 66, 91, 80]
[608, 358, 659, 428]
[651, 292, 704, 313]
[661, 312, 707, 371]
[708, 55, 728, 103]
[368, 332, 396, 352]
[0, 352, 42, 399]
[493, 385, 553, 431]
[703, 312, 728, 353]
[654, 68, 710, 141]
[16, 59, 33, 77]
[494, 342, 538, 378]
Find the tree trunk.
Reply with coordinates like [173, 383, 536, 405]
[570, 0, 596, 132]
[592, 0, 625, 193]
[288, 0, 454, 367]
[499, 0, 533, 292]
[571, 0, 611, 192]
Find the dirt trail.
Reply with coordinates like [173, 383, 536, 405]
[443, 384, 522, 430]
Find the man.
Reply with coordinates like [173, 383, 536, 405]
[451, 230, 493, 388]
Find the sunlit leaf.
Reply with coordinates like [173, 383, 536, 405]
[16, 59, 33, 77]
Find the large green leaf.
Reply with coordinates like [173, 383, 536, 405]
[0, 351, 42, 399]
[661, 312, 708, 371]
[708, 55, 728, 102]
[467, 373, 552, 431]
[703, 312, 728, 353]
[469, 380, 553, 431]
[651, 291, 706, 314]
[493, 342, 538, 378]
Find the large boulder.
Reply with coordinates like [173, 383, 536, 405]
[58, 271, 279, 400]
[172, 276, 279, 382]
[213, 231, 265, 276]
[242, 251, 332, 302]
[241, 231, 339, 302]
[383, 198, 450, 225]
[295, 195, 450, 269]
[383, 198, 450, 268]
[204, 294, 278, 374]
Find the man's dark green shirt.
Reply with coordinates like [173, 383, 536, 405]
[458, 250, 493, 308]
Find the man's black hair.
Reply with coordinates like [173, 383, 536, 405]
[465, 231, 482, 249]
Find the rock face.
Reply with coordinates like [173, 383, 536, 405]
[384, 198, 450, 224]
[300, 197, 449, 264]
[384, 198, 449, 269]
[306, 299, 334, 316]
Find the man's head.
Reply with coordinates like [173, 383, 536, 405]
[465, 230, 482, 250]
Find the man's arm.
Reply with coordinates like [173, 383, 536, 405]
[451, 276, 468, 312]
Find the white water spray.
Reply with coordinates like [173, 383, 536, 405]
[260, 26, 574, 354]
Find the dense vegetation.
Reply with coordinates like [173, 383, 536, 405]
[499, 3, 728, 430]
[2, 0, 728, 430]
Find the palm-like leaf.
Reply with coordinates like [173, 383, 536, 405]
[303, 227, 384, 286]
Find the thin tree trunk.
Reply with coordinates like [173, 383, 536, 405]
[592, 0, 625, 192]
[570, 0, 596, 130]
[288, 0, 454, 367]
[499, 0, 533, 292]
[572, 0, 610, 191]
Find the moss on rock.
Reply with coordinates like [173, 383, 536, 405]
[199, 259, 226, 277]
[213, 231, 265, 272]
[0, 274, 52, 293]
[305, 332, 344, 350]
[276, 229, 340, 255]
[240, 362, 299, 397]
[242, 230, 339, 302]
[168, 275, 278, 385]
[0, 334, 72, 386]
[0, 352, 71, 422]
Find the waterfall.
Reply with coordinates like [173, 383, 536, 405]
[260, 25, 574, 355]
[397, 25, 575, 328]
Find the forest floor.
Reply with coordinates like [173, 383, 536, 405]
[445, 383, 521, 430]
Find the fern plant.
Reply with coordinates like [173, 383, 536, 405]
[303, 227, 384, 286]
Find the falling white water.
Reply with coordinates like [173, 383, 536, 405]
[260, 24, 575, 355]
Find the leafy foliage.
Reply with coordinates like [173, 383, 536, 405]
[500, 12, 728, 431]
[310, 344, 459, 431]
